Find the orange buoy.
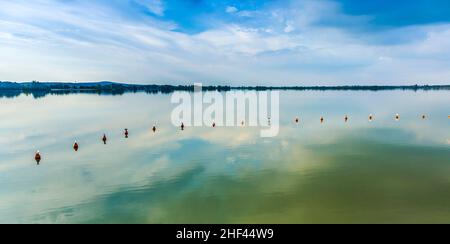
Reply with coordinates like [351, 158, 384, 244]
[448, 115, 450, 119]
[152, 125, 157, 133]
[73, 141, 79, 152]
[124, 129, 129, 138]
[102, 134, 107, 144]
[35, 151, 41, 165]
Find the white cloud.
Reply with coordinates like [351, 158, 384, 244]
[226, 6, 238, 14]
[135, 0, 165, 16]
[284, 21, 295, 33]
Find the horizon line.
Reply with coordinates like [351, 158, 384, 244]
[1, 80, 450, 88]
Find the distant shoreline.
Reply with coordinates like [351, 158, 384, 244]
[1, 81, 450, 99]
[1, 81, 450, 91]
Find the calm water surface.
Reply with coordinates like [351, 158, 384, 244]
[0, 90, 449, 223]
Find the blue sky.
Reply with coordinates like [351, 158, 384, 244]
[1, 0, 450, 85]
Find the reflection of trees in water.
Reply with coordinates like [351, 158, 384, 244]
[0, 89, 129, 99]
[0, 90, 22, 98]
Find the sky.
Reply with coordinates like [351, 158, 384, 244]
[1, 0, 450, 86]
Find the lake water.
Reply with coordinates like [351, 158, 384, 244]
[0, 90, 449, 224]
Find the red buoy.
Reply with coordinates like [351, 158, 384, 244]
[73, 141, 79, 152]
[124, 129, 129, 138]
[35, 151, 41, 165]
